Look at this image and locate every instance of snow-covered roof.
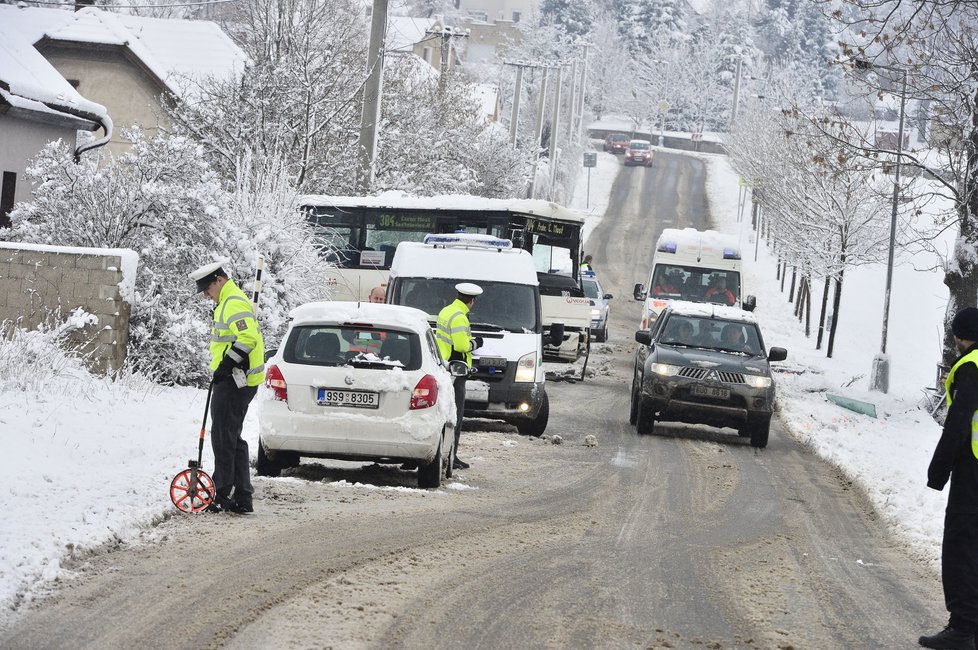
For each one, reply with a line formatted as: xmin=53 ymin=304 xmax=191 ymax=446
xmin=386 ymin=16 xmax=437 ymax=52
xmin=390 ymin=241 xmax=539 ymax=286
xmin=300 ymin=192 xmax=586 ymax=225
xmin=0 ymin=6 xmax=107 ymax=129
xmin=657 ymin=227 xmax=740 ymax=254
xmin=288 ymin=301 xmax=431 ymax=331
xmin=665 ymin=300 xmax=758 ymax=323
xmin=468 ymin=82 xmax=499 ymax=119
xmin=40 ymin=7 xmax=249 ymax=102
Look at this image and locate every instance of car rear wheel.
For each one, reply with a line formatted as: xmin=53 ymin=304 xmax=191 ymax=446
xmin=255 ymin=439 xmax=282 ymax=478
xmin=445 ymin=426 xmax=454 ymax=479
xmin=749 ymin=420 xmax=770 ymax=448
xmin=517 ymin=391 xmax=549 ymax=436
xmin=418 ymin=434 xmax=443 ymax=489
xmin=636 ymin=395 xmax=655 ymax=435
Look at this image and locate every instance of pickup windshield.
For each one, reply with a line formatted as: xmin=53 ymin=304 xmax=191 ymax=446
xmin=394 ymin=278 xmax=540 ymax=333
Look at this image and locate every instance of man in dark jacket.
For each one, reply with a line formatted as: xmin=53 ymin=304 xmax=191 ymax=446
xmin=921 ymin=307 xmax=978 ymax=650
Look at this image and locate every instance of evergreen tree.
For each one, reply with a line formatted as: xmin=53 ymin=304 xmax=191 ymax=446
xmin=539 ymin=0 xmax=595 ymax=37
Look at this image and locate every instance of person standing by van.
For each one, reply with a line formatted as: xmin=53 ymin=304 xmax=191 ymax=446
xmin=435 ymin=283 xmax=484 ymax=470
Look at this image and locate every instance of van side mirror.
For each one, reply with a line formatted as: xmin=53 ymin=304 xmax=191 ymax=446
xmin=635 ymin=330 xmax=653 ymax=346
xmin=633 ymin=283 xmax=646 ymax=301
xmin=744 ymin=295 xmax=757 ymax=312
xmin=264 ymin=348 xmax=278 ymax=363
xmin=768 ymin=347 xmax=787 ymax=362
xmin=549 ymin=322 xmax=565 ymax=347
xmin=603 ymin=293 xmax=614 ymax=300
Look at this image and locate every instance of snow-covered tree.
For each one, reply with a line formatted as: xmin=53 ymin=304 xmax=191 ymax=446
xmin=6 ymin=130 xmax=334 ymax=384
xmin=540 ymin=0 xmax=595 ymax=37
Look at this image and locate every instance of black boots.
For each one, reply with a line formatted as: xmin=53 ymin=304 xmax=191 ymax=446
xmin=919 ymin=626 xmax=976 ymax=650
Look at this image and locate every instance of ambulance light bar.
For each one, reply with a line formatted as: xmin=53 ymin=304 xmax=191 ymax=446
xmin=423 ymin=233 xmax=513 ymax=249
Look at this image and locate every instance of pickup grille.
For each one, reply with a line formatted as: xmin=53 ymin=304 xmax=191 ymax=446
xmin=677 ymin=367 xmax=745 ymax=384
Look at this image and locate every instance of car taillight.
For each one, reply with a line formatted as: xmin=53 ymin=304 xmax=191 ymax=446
xmin=410 ymin=374 xmax=438 ymax=410
xmin=265 ymin=365 xmax=288 ymax=401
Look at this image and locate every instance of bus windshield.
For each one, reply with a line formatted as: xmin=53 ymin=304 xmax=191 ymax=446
xmin=393 ymin=278 xmax=540 ymax=333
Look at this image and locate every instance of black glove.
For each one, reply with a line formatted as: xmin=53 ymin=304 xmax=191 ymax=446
xmin=472 ymin=336 xmax=484 ymax=350
xmin=212 ymin=358 xmax=235 ymax=383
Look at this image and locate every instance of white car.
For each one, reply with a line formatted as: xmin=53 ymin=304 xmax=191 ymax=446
xmin=257 ymin=302 xmax=458 ymax=488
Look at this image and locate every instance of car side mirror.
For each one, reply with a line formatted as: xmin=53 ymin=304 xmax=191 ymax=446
xmin=549 ymin=322 xmax=565 ymax=347
xmin=744 ymin=295 xmax=757 ymax=312
xmin=633 ymin=283 xmax=646 ymax=301
xmin=768 ymin=347 xmax=787 ymax=362
xmin=448 ymin=360 xmax=469 ymax=377
xmin=264 ymin=348 xmax=278 ymax=363
xmin=635 ymin=330 xmax=653 ymax=346
xmin=603 ymin=293 xmax=614 ymax=300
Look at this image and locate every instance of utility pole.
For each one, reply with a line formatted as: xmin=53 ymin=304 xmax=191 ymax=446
xmin=508 ymin=64 xmax=524 ymax=147
xmin=730 ymin=55 xmax=743 ymax=128
xmin=356 ymin=0 xmax=389 ymax=193
xmin=576 ymin=43 xmax=589 ymax=143
xmin=567 ymin=59 xmax=578 ymax=146
xmin=527 ymin=66 xmax=551 ymax=200
xmin=548 ymin=66 xmax=563 ymax=200
xmin=427 ymin=22 xmax=469 ymax=92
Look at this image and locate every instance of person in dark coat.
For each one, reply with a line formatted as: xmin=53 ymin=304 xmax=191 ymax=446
xmin=921 ymin=307 xmax=978 ymax=650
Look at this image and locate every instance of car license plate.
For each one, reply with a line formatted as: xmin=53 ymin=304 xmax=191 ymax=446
xmin=466 ymin=380 xmax=490 ymax=403
xmin=692 ymin=385 xmax=730 ymax=400
xmin=317 ymin=388 xmax=379 ymax=409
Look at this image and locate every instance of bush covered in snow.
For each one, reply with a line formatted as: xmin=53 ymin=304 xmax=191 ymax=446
xmin=5 ymin=131 xmax=333 ymax=385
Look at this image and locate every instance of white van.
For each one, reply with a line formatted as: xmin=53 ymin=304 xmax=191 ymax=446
xmin=633 ymin=228 xmax=756 ymax=329
xmin=387 ymin=233 xmax=550 ymax=435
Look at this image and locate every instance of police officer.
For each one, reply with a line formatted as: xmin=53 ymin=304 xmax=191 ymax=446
xmin=580 ymin=254 xmax=593 ymax=272
xmin=921 ymin=307 xmax=978 ymax=650
xmin=189 ymin=259 xmax=265 ymax=514
xmin=436 ymin=283 xmax=484 ymax=470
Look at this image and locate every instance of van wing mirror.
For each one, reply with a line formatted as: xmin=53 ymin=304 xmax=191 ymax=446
xmin=603 ymin=293 xmax=613 ymax=300
xmin=633 ymin=283 xmax=646 ymax=301
xmin=768 ymin=347 xmax=787 ymax=362
xmin=549 ymin=323 xmax=565 ymax=347
xmin=635 ymin=330 xmax=653 ymax=346
xmin=744 ymin=295 xmax=757 ymax=312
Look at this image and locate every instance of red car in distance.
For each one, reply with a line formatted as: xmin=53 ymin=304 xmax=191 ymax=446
xmin=603 ymin=133 xmax=629 ymax=154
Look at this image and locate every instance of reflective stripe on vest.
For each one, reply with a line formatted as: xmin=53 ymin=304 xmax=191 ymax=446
xmin=945 ymin=348 xmax=978 ymax=460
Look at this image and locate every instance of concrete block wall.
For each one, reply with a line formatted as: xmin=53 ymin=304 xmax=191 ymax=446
xmin=0 ymin=243 xmax=137 ymax=375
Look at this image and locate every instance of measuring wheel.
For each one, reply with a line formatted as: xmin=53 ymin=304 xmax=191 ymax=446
xmin=169 ymin=468 xmax=216 ymax=513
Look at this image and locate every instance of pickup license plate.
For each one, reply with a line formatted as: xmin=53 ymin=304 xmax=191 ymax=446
xmin=317 ymin=388 xmax=379 ymax=409
xmin=691 ymin=385 xmax=730 ymax=400
xmin=466 ymin=380 xmax=490 ymax=403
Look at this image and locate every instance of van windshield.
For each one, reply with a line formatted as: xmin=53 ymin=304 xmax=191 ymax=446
xmin=394 ymin=278 xmax=540 ymax=333
xmin=650 ymin=264 xmax=741 ymax=306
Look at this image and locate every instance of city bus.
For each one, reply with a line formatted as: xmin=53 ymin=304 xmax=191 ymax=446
xmin=299 ymin=193 xmax=592 ymax=365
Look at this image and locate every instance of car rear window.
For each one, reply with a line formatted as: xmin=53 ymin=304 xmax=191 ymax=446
xmin=629 ymin=142 xmax=650 ymax=150
xmin=284 ymin=325 xmax=421 ymax=370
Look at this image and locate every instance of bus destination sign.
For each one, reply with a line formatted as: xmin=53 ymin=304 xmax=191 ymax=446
xmin=524 ymin=218 xmax=572 ymax=239
xmin=377 ymin=213 xmax=436 ymax=231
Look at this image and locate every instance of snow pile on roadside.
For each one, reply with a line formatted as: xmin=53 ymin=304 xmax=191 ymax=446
xmin=0 ymin=328 xmax=207 ymax=617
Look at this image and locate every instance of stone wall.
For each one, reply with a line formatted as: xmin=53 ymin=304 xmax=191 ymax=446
xmin=0 ymin=242 xmax=138 ymax=375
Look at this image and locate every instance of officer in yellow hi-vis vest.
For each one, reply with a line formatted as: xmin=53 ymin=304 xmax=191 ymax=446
xmin=436 ymin=283 xmax=484 ymax=470
xmin=189 ymin=259 xmax=265 ymax=515
xmin=922 ymin=307 xmax=978 ymax=650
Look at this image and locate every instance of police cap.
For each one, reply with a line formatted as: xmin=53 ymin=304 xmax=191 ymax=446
xmin=455 ymin=282 xmax=483 ymax=297
xmin=189 ymin=258 xmax=229 ymax=293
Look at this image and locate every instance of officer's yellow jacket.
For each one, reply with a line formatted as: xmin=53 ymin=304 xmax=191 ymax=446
xmin=210 ymin=279 xmax=265 ymax=387
xmin=436 ymin=299 xmax=475 ymax=366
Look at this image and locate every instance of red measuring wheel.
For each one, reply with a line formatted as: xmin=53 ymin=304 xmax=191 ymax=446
xmin=169 ymin=468 xmax=216 ymax=513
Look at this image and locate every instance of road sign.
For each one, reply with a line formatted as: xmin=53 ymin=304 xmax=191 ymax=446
xmin=583 ymin=152 xmax=597 ymax=168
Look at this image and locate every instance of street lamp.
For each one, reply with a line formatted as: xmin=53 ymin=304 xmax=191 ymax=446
xmin=856 ymin=59 xmax=908 ymax=394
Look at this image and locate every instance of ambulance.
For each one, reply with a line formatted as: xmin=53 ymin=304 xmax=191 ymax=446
xmin=632 ymin=228 xmax=756 ymax=330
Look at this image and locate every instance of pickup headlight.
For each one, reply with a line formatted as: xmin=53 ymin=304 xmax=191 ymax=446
xmin=515 ymin=352 xmax=537 ymax=383
xmin=744 ymin=374 xmax=772 ymax=388
xmin=650 ymin=363 xmax=681 ymax=377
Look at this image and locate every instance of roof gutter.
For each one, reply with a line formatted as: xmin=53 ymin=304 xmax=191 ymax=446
xmin=73 ymin=111 xmax=112 ymax=162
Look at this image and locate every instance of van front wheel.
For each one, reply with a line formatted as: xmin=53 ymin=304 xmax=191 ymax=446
xmin=517 ymin=392 xmax=549 ymax=437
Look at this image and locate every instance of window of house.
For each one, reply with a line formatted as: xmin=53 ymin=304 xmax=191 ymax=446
xmin=422 ymin=47 xmax=432 ymax=63
xmin=1 ymin=171 xmax=15 ymax=228
xmin=512 ymin=10 xmax=521 ymax=22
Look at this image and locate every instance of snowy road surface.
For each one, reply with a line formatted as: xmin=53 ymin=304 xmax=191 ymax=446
xmin=0 ymin=151 xmax=943 ymax=649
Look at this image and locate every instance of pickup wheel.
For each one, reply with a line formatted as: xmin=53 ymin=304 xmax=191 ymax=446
xmin=636 ymin=395 xmax=656 ymax=435
xmin=629 ymin=377 xmax=640 ymax=425
xmin=749 ymin=420 xmax=771 ymax=448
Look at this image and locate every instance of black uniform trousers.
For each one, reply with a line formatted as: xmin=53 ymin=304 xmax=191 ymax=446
xmin=944 ymin=512 xmax=978 ymax=631
xmin=210 ymin=380 xmax=257 ymax=505
xmin=453 ymin=375 xmax=466 ymax=458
